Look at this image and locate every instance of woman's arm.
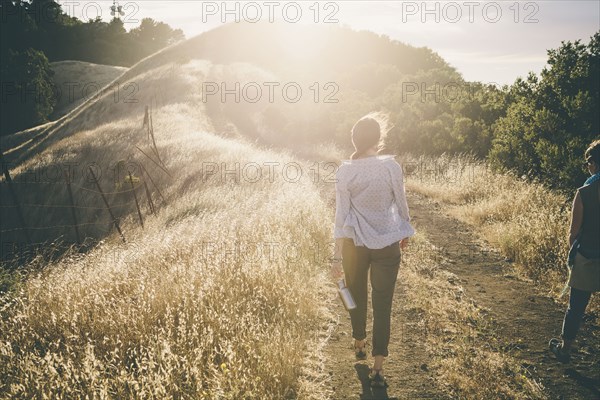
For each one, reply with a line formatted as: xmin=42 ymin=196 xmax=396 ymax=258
xmin=331 ymin=168 xmax=349 ymax=280
xmin=329 ymin=237 xmax=345 ymax=280
xmin=333 ymin=168 xmax=351 ymax=240
xmin=569 ymin=191 xmax=583 ymax=246
xmin=390 ymin=161 xmax=413 ymax=249
xmin=333 ymin=238 xmax=344 ymax=259
xmin=390 ymin=161 xmax=411 ymax=223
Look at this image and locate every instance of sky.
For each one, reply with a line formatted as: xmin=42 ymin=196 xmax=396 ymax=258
xmin=57 ymin=1 xmax=600 ymax=85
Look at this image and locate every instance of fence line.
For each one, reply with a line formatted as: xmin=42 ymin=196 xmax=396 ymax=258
xmin=135 ymin=146 xmax=172 ymax=178
xmin=1 ymin=104 xmax=168 ymax=260
xmin=73 ymin=183 xmax=138 ymax=196
xmin=0 ymin=200 xmax=140 ymax=210
xmin=128 ymin=172 xmax=144 ymax=229
xmin=143 ymin=178 xmax=156 ymax=215
xmin=88 ymin=166 xmax=126 ymax=243
xmin=1 ymin=149 xmax=31 ymax=244
xmin=1 ymin=222 xmax=109 ymax=234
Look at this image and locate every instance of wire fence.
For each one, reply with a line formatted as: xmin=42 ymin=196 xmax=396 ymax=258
xmin=0 ymin=175 xmax=156 ymax=241
xmin=0 ymin=199 xmax=139 ymax=210
xmin=1 ymin=104 xmax=169 ymax=263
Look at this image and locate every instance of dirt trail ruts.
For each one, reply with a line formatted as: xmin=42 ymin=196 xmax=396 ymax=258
xmin=408 ymin=192 xmax=600 ymax=400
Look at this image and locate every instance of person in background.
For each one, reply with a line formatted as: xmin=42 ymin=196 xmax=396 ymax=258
xmin=549 ymin=139 xmax=600 ymax=363
xmin=330 ymin=114 xmax=415 ymax=388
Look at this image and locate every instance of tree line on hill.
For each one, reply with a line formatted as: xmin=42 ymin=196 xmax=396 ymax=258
xmin=0 ymin=0 xmax=184 ymax=135
xmin=1 ymin=5 xmax=597 ymax=192
xmin=194 ymin=23 xmax=598 ymax=191
xmin=382 ymin=31 xmax=599 ymax=190
xmin=392 ymin=31 xmax=599 ymax=191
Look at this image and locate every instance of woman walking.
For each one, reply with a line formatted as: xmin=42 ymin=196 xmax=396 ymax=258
xmin=549 ymin=139 xmax=600 ymax=362
xmin=330 ymin=114 xmax=415 ymax=388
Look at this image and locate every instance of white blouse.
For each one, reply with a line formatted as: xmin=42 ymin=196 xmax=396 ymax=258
xmin=334 ymin=154 xmax=415 ymax=249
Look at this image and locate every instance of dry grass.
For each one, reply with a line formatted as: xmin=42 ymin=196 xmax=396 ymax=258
xmin=0 ymin=31 xmax=583 ymax=399
xmin=0 ymin=129 xmax=335 ymax=398
xmin=404 ymin=154 xmax=598 ymax=312
xmin=0 ymin=57 xmax=336 ymax=398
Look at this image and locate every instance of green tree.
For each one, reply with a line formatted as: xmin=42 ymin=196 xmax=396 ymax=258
xmin=0 ymin=48 xmax=55 ymax=134
xmin=490 ymin=32 xmax=600 ymax=190
xmin=0 ymin=0 xmax=185 ymax=134
xmin=129 ymin=18 xmax=185 ymax=60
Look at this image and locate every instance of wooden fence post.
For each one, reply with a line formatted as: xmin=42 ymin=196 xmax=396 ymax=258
xmin=143 ymin=105 xmax=149 ymax=131
xmin=139 ymin=162 xmax=167 ymax=206
xmin=88 ymin=166 xmax=126 ymax=243
xmin=148 ymin=105 xmax=166 ymax=168
xmin=142 ymin=178 xmax=155 ymax=214
xmin=63 ymin=168 xmax=81 ymax=244
xmin=128 ymin=172 xmax=144 ymax=229
xmin=0 ymin=149 xmax=31 ymax=244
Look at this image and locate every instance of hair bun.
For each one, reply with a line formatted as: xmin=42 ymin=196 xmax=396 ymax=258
xmin=351 ymin=117 xmax=381 ymax=157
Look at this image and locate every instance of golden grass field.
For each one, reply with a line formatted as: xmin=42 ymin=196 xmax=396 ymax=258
xmin=0 ymin=54 xmax=337 ymax=398
xmin=0 ymin=115 xmax=337 ymax=398
xmin=1 ymin=33 xmax=596 ymax=399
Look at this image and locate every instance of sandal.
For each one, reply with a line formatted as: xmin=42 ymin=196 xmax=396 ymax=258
xmin=354 ymin=340 xmax=367 ymax=360
xmin=369 ymin=368 xmax=388 ymax=388
xmin=549 ymin=338 xmax=571 ymax=363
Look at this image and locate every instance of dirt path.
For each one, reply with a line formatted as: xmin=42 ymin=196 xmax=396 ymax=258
xmin=407 ymin=192 xmax=600 ymax=400
xmin=322 ymin=191 xmax=599 ymax=399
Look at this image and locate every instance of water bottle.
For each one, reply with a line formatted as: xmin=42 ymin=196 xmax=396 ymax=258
xmin=337 ymin=278 xmax=356 ymax=311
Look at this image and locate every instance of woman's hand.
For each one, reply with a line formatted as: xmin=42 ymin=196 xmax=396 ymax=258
xmin=400 ymin=238 xmax=409 ymax=250
xmin=330 ymin=260 xmax=344 ymax=281
xmin=330 ymin=238 xmax=345 ymax=281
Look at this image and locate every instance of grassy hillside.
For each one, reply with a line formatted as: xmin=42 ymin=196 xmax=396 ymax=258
xmin=0 ymin=51 xmax=343 ymax=396
xmin=1 ymin=22 xmax=595 ymax=399
xmin=1 ymin=20 xmax=453 ymax=252
xmin=0 ymin=20 xmax=353 ymax=396
xmin=50 ymin=61 xmax=127 ymax=119
xmin=1 ymin=134 xmax=337 ymax=398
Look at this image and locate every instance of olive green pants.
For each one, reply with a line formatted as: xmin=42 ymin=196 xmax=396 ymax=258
xmin=342 ymin=237 xmax=401 ymax=357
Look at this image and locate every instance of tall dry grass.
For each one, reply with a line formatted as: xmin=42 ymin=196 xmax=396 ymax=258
xmin=0 ymin=35 xmax=580 ymax=398
xmin=0 ymin=80 xmax=336 ymax=398
xmin=1 ymin=154 xmax=334 ymax=399
xmin=404 ymin=154 xmax=597 ymax=312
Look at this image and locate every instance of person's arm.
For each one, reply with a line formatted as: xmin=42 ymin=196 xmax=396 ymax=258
xmin=569 ymin=191 xmax=583 ymax=246
xmin=390 ymin=161 xmax=412 ymax=249
xmin=333 ymin=238 xmax=344 ymax=259
xmin=333 ymin=168 xmax=351 ymax=241
xmin=390 ymin=161 xmax=411 ymax=223
xmin=331 ymin=168 xmax=350 ymax=279
xmin=330 ymin=238 xmax=345 ymax=281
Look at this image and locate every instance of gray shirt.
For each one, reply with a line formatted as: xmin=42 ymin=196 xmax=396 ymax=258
xmin=334 ymin=155 xmax=415 ymax=249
